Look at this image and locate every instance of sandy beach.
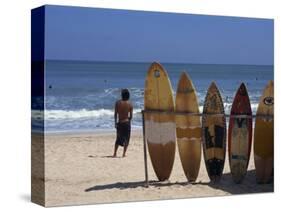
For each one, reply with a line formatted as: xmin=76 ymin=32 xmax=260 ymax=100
xmin=33 ymin=130 xmax=273 ymax=207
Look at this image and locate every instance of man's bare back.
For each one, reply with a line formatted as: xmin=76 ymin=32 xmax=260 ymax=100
xmin=115 ymin=100 xmax=133 ymax=124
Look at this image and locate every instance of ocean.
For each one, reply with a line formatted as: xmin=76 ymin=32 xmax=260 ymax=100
xmin=31 ymin=60 xmax=273 ymax=133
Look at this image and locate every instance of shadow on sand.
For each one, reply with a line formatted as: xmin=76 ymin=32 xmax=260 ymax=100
xmin=207 ymin=170 xmax=273 ymax=194
xmin=85 ymin=180 xmax=209 ymax=192
xmin=85 ymin=170 xmax=273 ymax=194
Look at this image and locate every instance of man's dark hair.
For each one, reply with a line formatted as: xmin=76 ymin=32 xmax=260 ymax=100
xmin=121 ymin=89 xmax=130 ymax=101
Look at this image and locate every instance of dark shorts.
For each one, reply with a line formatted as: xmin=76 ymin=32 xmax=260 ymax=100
xmin=115 ymin=122 xmax=131 ymax=147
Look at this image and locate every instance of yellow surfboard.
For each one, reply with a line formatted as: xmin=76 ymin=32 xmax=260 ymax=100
xmin=144 ymin=62 xmax=176 ymax=181
xmin=254 ymin=80 xmax=274 ymax=184
xmin=175 ymin=72 xmax=201 ymax=182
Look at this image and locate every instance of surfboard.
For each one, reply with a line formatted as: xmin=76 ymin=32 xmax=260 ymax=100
xmin=254 ymin=80 xmax=274 ymax=184
xmin=202 ymin=82 xmax=226 ymax=182
xmin=175 ymin=72 xmax=201 ymax=182
xmin=144 ymin=62 xmax=176 ymax=181
xmin=228 ymin=83 xmax=252 ymax=183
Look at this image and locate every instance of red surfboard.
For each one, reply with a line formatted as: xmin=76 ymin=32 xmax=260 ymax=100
xmin=228 ymin=83 xmax=252 ymax=183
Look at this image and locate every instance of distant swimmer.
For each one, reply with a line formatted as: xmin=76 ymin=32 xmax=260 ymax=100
xmin=49 ymin=85 xmax=52 ymax=89
xmin=255 ymin=77 xmax=258 ymax=81
xmin=104 ymin=79 xmax=107 ymax=83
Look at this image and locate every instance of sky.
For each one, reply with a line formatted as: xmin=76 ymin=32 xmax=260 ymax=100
xmin=44 ymin=5 xmax=273 ymax=65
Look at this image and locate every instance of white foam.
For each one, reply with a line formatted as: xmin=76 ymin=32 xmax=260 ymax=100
xmin=45 ymin=109 xmax=113 ymax=120
xmin=199 ymin=103 xmax=259 ymax=114
xmin=35 ymin=108 xmax=142 ymax=120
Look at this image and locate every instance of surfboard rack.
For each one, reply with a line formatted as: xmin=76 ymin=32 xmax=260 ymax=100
xmin=141 ymin=109 xmax=274 ymax=118
xmin=140 ymin=109 xmax=273 ymax=187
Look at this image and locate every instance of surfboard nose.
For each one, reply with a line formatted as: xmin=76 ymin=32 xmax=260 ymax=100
xmin=179 ymin=71 xmax=188 ymax=81
xmin=237 ymin=82 xmax=248 ymax=96
xmin=207 ymin=81 xmax=219 ymax=93
xmin=239 ymin=82 xmax=246 ymax=89
xmin=177 ymin=71 xmax=194 ymax=92
xmin=147 ymin=62 xmax=168 ymax=78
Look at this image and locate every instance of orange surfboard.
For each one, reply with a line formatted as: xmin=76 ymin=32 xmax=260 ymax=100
xmin=175 ymin=72 xmax=201 ymax=182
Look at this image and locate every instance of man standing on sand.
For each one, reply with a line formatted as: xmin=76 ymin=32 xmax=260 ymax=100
xmin=113 ymin=89 xmax=133 ymax=157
